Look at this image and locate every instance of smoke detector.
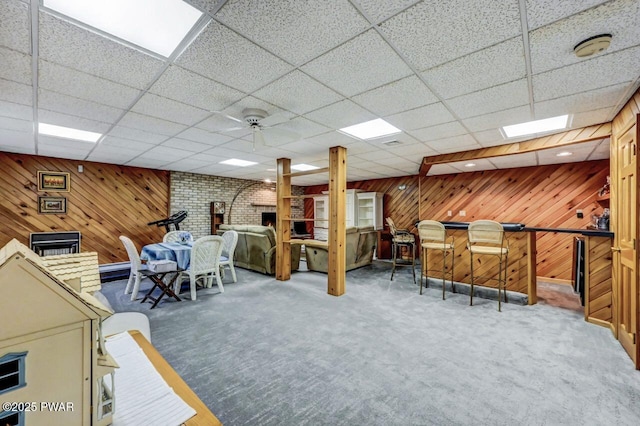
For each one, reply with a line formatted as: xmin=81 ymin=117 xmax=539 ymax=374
xmin=574 ymin=34 xmax=612 ymax=58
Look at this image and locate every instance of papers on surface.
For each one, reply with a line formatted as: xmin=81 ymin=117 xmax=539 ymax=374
xmin=105 ymin=332 xmax=196 ymax=426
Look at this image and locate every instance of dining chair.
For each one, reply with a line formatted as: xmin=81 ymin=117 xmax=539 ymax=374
xmin=386 ymin=217 xmax=416 ymax=284
xmin=174 ymin=236 xmax=224 ymax=301
xmin=119 ymin=235 xmax=149 ymax=301
xmin=219 ymin=230 xmax=238 ymax=283
xmin=163 ymin=230 xmax=193 ymax=243
xmin=418 ymin=220 xmax=455 ymax=299
xmin=467 ymin=220 xmax=510 ymax=311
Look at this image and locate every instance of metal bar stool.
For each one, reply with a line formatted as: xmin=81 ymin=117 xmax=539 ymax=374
xmin=418 ymin=220 xmax=455 ymax=299
xmin=467 ymin=220 xmax=510 ymax=311
xmin=386 ymin=217 xmax=416 ymax=284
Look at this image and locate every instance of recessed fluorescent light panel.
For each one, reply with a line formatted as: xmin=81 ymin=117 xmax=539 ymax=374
xmin=339 ymin=118 xmax=401 ymax=140
xmin=43 ymin=0 xmax=203 ymax=57
xmin=220 ymin=159 xmax=257 ymax=167
xmin=291 ymin=164 xmax=319 ymax=171
xmin=501 ymin=115 xmax=569 ymax=138
xmin=38 ymin=123 xmax=102 ymax=143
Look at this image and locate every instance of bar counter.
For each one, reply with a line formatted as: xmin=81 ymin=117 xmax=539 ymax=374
xmin=421 ymin=222 xmax=613 ymax=311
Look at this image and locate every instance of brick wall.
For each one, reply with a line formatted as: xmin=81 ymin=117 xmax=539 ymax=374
xmin=170 ymin=172 xmax=304 ymax=238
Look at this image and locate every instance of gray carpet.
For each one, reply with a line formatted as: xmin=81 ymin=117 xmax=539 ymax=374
xmin=101 ymin=261 xmax=640 ymax=426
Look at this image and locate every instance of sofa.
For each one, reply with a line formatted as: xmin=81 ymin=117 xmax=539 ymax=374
xmin=305 ymin=226 xmax=378 ymax=273
xmin=217 ymin=224 xmax=301 ymax=275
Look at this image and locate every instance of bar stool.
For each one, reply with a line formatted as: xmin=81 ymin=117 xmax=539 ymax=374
xmin=417 ymin=220 xmax=455 ymax=299
xmin=386 ymin=217 xmax=416 ymax=284
xmin=467 ymin=220 xmax=509 ymax=311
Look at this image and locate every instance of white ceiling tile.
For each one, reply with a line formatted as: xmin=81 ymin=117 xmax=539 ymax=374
xmin=149 ymin=65 xmax=244 ymax=112
xmin=380 ymin=0 xmax=521 ymax=70
xmin=125 ymin=157 xmax=170 ymax=169
xmin=131 ymin=93 xmax=210 ymax=126
xmin=0 ymin=47 xmax=31 ymax=85
xmin=176 ymin=20 xmax=292 ymax=92
xmin=98 ymin=136 xmax=155 ymax=153
xmin=301 ymin=29 xmax=413 ymax=97
xmin=526 ymin=0 xmax=614 ymax=31
xmin=38 ymin=89 xmax=123 ymax=123
xmin=396 ymin=142 xmax=438 ymax=157
xmin=196 ymin=113 xmax=247 ymax=133
xmin=39 ymin=12 xmax=164 ymax=89
xmin=162 ymin=157 xmax=216 ymax=172
xmin=107 ymin=126 xmax=168 ymax=144
xmin=37 ymin=145 xmax=91 ymax=160
xmin=270 ymin=117 xmax=330 ymax=139
xmin=0 ymin=0 xmax=30 ymax=54
xmin=0 ymin=116 xmax=32 ymax=132
xmin=385 ymin=103 xmax=455 ymax=131
xmin=474 ymin=129 xmax=508 ymax=147
xmin=117 ymin=111 xmax=187 ymax=136
xmin=216 ymin=0 xmax=369 ymax=65
xmin=537 ymin=142 xmax=601 ymax=164
xmin=449 ymin=158 xmax=497 ymax=173
xmin=587 ymin=139 xmax=610 ymax=160
xmin=409 ymin=121 xmax=468 ymax=142
xmin=423 ymin=37 xmax=526 ymax=99
xmin=354 ymin=0 xmax=421 ymax=23
xmin=533 ymin=45 xmax=640 ymax=101
xmin=447 ymin=79 xmax=529 ymax=119
xmin=426 ymin=134 xmax=481 ymax=154
xmin=0 ymin=79 xmax=32 ymax=106
xmin=426 ymin=163 xmax=463 ymax=176
xmin=178 ymin=127 xmax=233 ymax=145
xmin=352 ymin=75 xmax=438 ymax=117
xmin=39 ymin=60 xmax=141 ymax=109
xmin=381 ymin=155 xmax=421 ymax=169
xmin=279 ymin=131 xmax=357 ymax=154
xmin=253 ymin=70 xmax=343 ymax=115
xmin=161 ymin=138 xmax=213 ymax=153
xmin=353 ymin=150 xmax=398 ymax=162
xmin=37 ymin=109 xmax=112 ymax=133
xmin=38 ymin=134 xmax=96 ymax=150
xmin=462 ymin=105 xmax=533 ymax=132
xmin=305 ymin=100 xmax=376 ymax=129
xmin=0 ymin=128 xmax=33 ymax=150
xmin=0 ymin=100 xmax=32 ymax=121
xmin=487 ymin=152 xmax=537 ymax=168
xmin=86 ymin=151 xmax=140 ymax=165
xmin=529 ymin=0 xmax=640 ymax=75
xmin=138 ymin=146 xmax=194 ymax=162
xmin=534 ymin=83 xmax=629 ymax=118
xmin=570 ymin=107 xmax=616 ymax=129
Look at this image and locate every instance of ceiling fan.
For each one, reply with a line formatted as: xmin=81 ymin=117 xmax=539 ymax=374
xmin=216 ymin=108 xmax=300 ymax=151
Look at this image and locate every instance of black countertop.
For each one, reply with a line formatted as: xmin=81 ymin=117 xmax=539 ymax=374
xmin=436 ymin=221 xmax=614 ymax=237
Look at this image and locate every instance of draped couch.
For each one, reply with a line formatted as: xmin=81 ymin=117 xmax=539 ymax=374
xmin=217 ymin=224 xmax=301 ymax=275
xmin=304 ymin=226 xmax=378 ymax=273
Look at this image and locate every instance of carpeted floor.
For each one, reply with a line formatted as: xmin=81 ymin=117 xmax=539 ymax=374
xmin=101 ymin=261 xmax=640 ymax=426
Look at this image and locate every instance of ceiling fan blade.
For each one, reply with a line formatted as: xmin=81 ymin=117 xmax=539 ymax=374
xmin=211 ymin=110 xmax=243 ymax=123
xmin=253 ymin=127 xmax=266 ymax=151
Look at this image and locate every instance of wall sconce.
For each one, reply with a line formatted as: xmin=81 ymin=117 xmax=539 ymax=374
xmin=398 ymin=184 xmax=407 ymax=190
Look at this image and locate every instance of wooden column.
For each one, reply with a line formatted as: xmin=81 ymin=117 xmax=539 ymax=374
xmin=276 ymin=158 xmax=291 ymax=281
xmin=328 ymin=146 xmax=347 ymax=296
xmin=527 ymin=231 xmax=537 ymax=305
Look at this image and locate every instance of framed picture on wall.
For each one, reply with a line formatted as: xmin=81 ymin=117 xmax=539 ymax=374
xmin=38 ymin=171 xmax=70 ymax=192
xmin=213 ymin=201 xmax=225 ymax=214
xmin=38 ymin=196 xmax=67 ymax=214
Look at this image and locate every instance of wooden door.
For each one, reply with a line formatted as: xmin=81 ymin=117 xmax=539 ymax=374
xmin=613 ymin=115 xmax=639 ymax=367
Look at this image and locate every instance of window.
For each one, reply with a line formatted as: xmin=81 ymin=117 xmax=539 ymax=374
xmin=0 ymin=409 xmax=23 ymax=426
xmin=0 ymin=352 xmax=27 ymax=395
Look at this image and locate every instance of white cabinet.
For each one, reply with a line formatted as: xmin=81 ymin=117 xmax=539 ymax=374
xmin=357 ymin=192 xmax=383 ymax=230
xmin=313 ymin=190 xmax=383 ymax=239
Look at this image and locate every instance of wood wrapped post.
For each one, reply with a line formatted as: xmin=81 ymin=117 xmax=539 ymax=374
xmin=328 ymin=146 xmax=347 ymax=296
xmin=276 ymin=158 xmax=291 ymax=281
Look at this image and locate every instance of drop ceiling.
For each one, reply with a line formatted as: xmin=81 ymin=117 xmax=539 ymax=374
xmin=0 ymin=0 xmax=638 ymax=185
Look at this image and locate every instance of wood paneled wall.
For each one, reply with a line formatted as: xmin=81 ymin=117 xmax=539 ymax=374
xmin=304 ymin=160 xmax=609 ymax=281
xmin=0 ymin=152 xmax=169 ymax=264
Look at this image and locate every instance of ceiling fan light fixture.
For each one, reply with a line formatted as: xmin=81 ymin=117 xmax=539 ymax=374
xmin=573 ymin=34 xmax=612 ymax=58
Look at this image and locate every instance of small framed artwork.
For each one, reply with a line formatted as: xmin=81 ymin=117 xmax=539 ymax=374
xmin=38 ymin=171 xmax=70 ymax=192
xmin=38 ymin=196 xmax=67 ymax=214
xmin=213 ymin=201 xmax=225 ymax=214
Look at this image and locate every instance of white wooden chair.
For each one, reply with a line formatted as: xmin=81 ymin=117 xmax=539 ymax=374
xmin=119 ymin=235 xmax=148 ymax=301
xmin=174 ymin=236 xmax=224 ymax=301
xmin=219 ymin=230 xmax=238 ymax=283
xmin=163 ymin=231 xmax=193 ymax=243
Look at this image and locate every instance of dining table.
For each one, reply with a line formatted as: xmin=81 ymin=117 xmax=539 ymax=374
xmin=140 ymin=242 xmax=193 ymax=270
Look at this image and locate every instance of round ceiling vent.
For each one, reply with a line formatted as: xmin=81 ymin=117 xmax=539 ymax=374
xmin=574 ymin=34 xmax=612 ymax=58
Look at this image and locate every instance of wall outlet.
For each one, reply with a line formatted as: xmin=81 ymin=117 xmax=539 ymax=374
xmin=577 ymin=209 xmax=583 ymax=219
xmin=447 ymin=210 xmax=452 ymax=217
xmin=459 ymin=210 xmax=466 ymax=217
